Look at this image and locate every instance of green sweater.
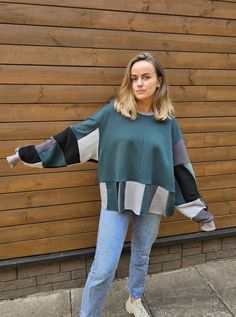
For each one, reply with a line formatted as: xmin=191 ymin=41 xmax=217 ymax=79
xmin=12 ymin=100 xmax=214 ymax=226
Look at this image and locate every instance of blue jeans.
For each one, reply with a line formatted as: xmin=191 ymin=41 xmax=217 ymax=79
xmin=80 ymin=208 xmax=162 ymax=317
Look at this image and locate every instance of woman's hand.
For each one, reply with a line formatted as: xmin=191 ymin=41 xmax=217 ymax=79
xmin=200 ymin=220 xmax=216 ymax=231
xmin=6 ymin=153 xmax=21 ymax=168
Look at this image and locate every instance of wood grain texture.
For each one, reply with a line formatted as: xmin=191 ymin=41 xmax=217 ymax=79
xmin=0 ymin=201 xmax=101 ymax=227
xmin=1 ymin=66 xmax=236 ymax=85
xmin=0 ymin=200 xmax=234 ymax=228
xmin=1 ymin=0 xmax=235 ymax=19
xmin=1 ymin=45 xmax=235 ymax=69
xmin=1 ymin=131 xmax=236 ymax=158
xmin=0 ymin=213 xmax=235 ymax=259
xmin=0 ymin=85 xmax=235 ymax=104
xmin=0 ymin=1 xmax=235 ymax=259
xmin=2 ymin=117 xmax=236 ymax=140
xmin=0 ymin=24 xmax=235 ymax=53
xmin=1 ymin=170 xmax=99 ymax=193
xmin=1 ymin=187 xmax=236 ymax=212
xmin=0 ymin=102 xmax=236 ymax=123
xmin=0 ymin=186 xmax=101 ymax=211
xmin=0 ymin=216 xmax=100 ymax=244
xmin=2 ymin=159 xmax=235 ymax=178
xmin=0 ymin=3 xmax=235 ymax=37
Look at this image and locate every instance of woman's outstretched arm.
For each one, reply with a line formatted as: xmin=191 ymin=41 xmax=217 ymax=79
xmin=172 ymin=117 xmax=216 ymax=232
xmin=6 ymin=105 xmax=105 ymax=169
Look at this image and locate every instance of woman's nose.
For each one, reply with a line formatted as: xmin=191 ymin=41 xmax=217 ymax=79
xmin=137 ymin=77 xmax=143 ymax=86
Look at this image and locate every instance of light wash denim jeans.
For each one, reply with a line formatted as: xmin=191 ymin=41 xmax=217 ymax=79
xmin=80 ymin=208 xmax=162 ymax=317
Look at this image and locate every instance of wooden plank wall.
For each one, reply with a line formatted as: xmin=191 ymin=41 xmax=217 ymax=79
xmin=0 ymin=0 xmax=236 ymax=260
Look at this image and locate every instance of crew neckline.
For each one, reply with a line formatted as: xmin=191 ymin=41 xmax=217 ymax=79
xmin=137 ymin=110 xmax=154 ymax=116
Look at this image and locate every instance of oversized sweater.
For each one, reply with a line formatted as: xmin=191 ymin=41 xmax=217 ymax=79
xmin=7 ymin=100 xmax=215 ymax=231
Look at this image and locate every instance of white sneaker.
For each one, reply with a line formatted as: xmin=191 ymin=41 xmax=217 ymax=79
xmin=125 ymin=297 xmax=150 ymax=316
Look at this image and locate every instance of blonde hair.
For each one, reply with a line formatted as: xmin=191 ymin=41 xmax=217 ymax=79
xmin=115 ymin=52 xmax=175 ymax=121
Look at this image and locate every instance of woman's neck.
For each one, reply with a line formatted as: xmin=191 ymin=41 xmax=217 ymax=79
xmin=136 ymin=100 xmax=153 ymax=113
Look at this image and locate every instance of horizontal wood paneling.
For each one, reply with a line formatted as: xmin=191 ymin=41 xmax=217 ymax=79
xmin=184 ymin=131 xmax=236 ymax=147
xmin=0 ymin=1 xmax=235 ymax=260
xmin=159 ymin=214 xmax=236 ymax=236
xmin=0 ymin=3 xmax=235 ymax=37
xmin=0 ymin=104 xmax=100 ymax=122
xmin=197 ymin=174 xmax=236 ymax=190
xmin=0 ymin=102 xmax=236 ymax=123
xmin=1 ymin=172 xmax=236 ymax=194
xmin=1 ymin=131 xmax=236 ymax=157
xmin=1 ymin=187 xmax=236 ymax=212
xmin=188 ymin=146 xmax=236 ymax=161
xmin=1 ymin=46 xmax=236 ymax=69
xmin=0 ymin=201 xmax=101 ymax=227
xmin=94 ymin=49 xmax=236 ymax=68
xmin=0 ymin=24 xmax=235 ymax=53
xmin=0 ymin=216 xmax=100 ymax=244
xmin=0 ymin=213 xmax=236 ymax=259
xmin=0 ymin=231 xmax=100 ymax=260
xmin=0 ymin=85 xmax=117 ymax=104
xmin=1 ymin=0 xmax=235 ymax=19
xmin=2 ymin=117 xmax=236 ymax=140
xmin=197 ymin=187 xmax=236 ymax=204
xmin=0 ymin=85 xmax=235 ymax=104
xmin=0 ymin=159 xmax=96 ymax=176
xmin=178 ymin=117 xmax=236 ymax=132
xmin=1 ymin=66 xmax=236 ymax=85
xmin=175 ymin=102 xmax=236 ymax=117
xmin=0 ymin=186 xmax=101 ymax=211
xmin=193 ymin=160 xmax=236 ymax=176
xmin=2 ymin=206 xmax=236 ymax=244
xmin=0 ymin=170 xmax=99 ymax=193
xmin=0 ymin=200 xmax=234 ymax=228
xmin=1 ymin=159 xmax=235 ymax=178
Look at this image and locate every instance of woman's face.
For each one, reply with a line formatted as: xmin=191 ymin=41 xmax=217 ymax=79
xmin=131 ymin=60 xmax=161 ymax=103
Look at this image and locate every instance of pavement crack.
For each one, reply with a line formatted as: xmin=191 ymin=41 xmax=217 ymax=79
xmin=195 ymin=266 xmax=235 ymax=317
xmin=143 ymin=293 xmax=154 ymax=317
xmin=69 ymin=289 xmax=73 ymax=317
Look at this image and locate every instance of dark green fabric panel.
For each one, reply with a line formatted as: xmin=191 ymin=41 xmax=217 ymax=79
xmin=140 ymin=185 xmax=152 ymax=215
xmin=106 ymin=181 xmax=119 ymax=211
xmin=164 ymin=191 xmax=176 ymax=217
xmin=98 ymin=101 xmax=176 ymax=193
xmin=118 ymin=182 xmax=126 ymax=211
xmin=39 ymin=143 xmax=67 ymax=168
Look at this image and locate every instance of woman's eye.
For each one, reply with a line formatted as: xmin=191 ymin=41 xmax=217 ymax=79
xmin=131 ymin=76 xmax=150 ymax=81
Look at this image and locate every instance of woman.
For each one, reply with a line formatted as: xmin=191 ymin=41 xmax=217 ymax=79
xmin=7 ymin=52 xmax=215 ymax=317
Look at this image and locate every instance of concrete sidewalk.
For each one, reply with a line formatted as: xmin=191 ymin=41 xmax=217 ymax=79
xmin=0 ymin=257 xmax=235 ymax=317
